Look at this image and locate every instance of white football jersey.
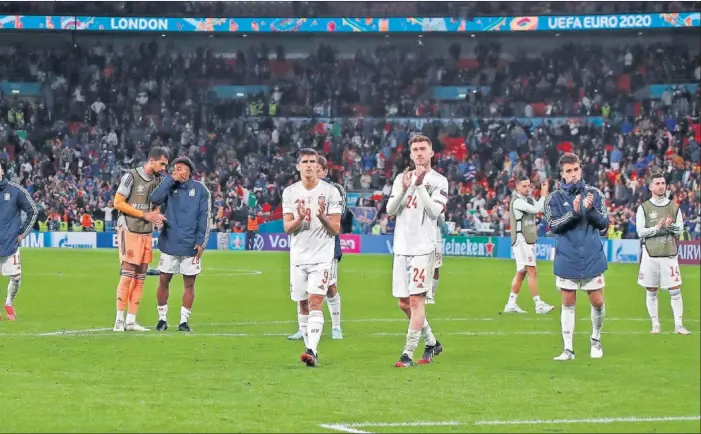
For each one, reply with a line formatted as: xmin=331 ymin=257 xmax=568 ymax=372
xmin=391 ymin=170 xmax=449 ymax=256
xmin=282 ymin=180 xmax=343 ymax=266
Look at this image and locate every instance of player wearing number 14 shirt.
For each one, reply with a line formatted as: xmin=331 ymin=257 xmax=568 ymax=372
xmin=282 ymin=148 xmax=343 ymax=367
xmin=636 ymin=172 xmax=690 ymax=335
xmin=386 ymin=135 xmax=449 ymax=367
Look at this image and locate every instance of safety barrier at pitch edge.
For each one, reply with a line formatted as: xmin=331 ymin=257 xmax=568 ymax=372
xmin=19 ymin=231 xmax=701 ymax=265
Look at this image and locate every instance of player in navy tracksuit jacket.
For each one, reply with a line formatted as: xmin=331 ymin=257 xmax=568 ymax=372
xmin=0 ymin=164 xmax=38 ymax=320
xmin=150 ymin=156 xmax=211 ymax=332
xmin=545 ymin=153 xmax=608 ymax=361
xmin=287 ymin=156 xmax=346 ymax=341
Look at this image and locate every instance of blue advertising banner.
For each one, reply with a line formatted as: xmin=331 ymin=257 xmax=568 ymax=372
xmin=0 ymin=12 xmax=697 ymax=33
xmin=94 ymin=232 xmax=218 ymax=250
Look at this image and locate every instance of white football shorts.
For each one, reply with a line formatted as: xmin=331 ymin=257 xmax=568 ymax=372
xmin=158 ymin=253 xmax=202 ymax=276
xmin=556 ymin=274 xmax=605 ymax=292
xmin=637 ymin=249 xmax=682 ymax=289
xmin=512 ymin=241 xmax=536 ymax=271
xmin=0 ymin=250 xmax=21 ymax=277
xmin=392 ymin=253 xmax=435 ymax=299
xmin=290 ymin=262 xmax=332 ymax=302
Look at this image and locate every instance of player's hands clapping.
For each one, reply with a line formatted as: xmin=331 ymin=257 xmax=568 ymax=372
xmin=317 ymin=201 xmax=326 ymax=218
xmin=414 ymin=165 xmax=428 ymax=186
xmin=583 ymin=193 xmax=594 ymax=210
xmin=540 ymin=181 xmax=549 ymax=198
xmin=296 ymin=201 xmax=306 ymax=221
xmin=573 ymin=194 xmax=581 ymax=213
xmin=401 ymin=168 xmax=412 ymax=190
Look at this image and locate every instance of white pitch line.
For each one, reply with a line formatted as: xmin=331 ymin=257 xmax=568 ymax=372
xmin=321 ymin=416 xmax=700 ymax=433
xmin=319 ymin=424 xmax=370 ymax=433
xmin=473 ymin=415 xmax=701 ymax=426
xmin=343 ymin=421 xmax=461 ymax=428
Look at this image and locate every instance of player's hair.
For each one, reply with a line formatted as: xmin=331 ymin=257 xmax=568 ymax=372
xmin=558 ymin=152 xmax=580 ymax=171
xmin=297 ymin=148 xmax=318 ymax=162
xmin=517 ymin=175 xmax=530 ymax=183
xmin=648 ymin=171 xmax=666 ymax=183
xmin=172 ymin=156 xmax=195 ymax=175
xmin=408 ymin=134 xmax=432 ymax=148
xmin=317 ymin=155 xmax=328 ymax=170
xmin=148 ymin=147 xmax=170 ymax=161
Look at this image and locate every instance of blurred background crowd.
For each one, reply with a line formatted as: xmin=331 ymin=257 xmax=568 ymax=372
xmin=1 ymin=1 xmax=699 ymax=239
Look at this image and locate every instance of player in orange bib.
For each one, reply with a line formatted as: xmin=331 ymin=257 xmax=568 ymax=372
xmin=112 ymin=147 xmax=169 ymax=332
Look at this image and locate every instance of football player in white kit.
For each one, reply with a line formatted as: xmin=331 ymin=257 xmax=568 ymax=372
xmin=426 ymin=213 xmax=445 ymax=305
xmin=636 ymin=172 xmax=691 ymax=335
xmin=503 ymin=176 xmax=555 ymax=314
xmin=282 ymin=148 xmax=343 ymax=367
xmin=386 ymin=135 xmax=448 ymax=367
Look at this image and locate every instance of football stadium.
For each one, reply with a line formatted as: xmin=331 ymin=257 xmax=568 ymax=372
xmin=0 ymin=1 xmax=699 ymax=432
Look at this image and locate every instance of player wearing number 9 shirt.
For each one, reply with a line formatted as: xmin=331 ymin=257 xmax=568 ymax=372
xmin=282 ymin=148 xmax=343 ymax=367
xmin=386 ymin=135 xmax=448 ymax=367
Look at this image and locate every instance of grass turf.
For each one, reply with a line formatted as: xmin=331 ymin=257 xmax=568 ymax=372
xmin=0 ymin=249 xmax=698 ymax=433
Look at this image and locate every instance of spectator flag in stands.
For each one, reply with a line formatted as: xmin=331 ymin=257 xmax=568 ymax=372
xmin=464 ymin=163 xmax=476 ymax=181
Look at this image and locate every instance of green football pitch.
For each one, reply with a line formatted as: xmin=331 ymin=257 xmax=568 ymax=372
xmin=0 ymin=249 xmax=699 ymax=433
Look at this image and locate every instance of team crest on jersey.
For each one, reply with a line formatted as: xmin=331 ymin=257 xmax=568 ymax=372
xmin=318 ymin=195 xmax=326 ymax=205
xmin=136 ymin=185 xmax=145 ymax=195
xmin=189 ymin=188 xmax=196 ymax=197
xmin=3 ymin=193 xmax=9 ymax=201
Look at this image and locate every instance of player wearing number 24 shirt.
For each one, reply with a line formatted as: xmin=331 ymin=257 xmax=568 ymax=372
xmin=386 ymin=135 xmax=448 ymax=368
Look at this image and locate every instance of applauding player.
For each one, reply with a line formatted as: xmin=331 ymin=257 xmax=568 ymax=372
xmin=282 ymin=149 xmax=343 ymax=367
xmin=386 ymin=135 xmax=448 ymax=367
xmin=545 ymin=153 xmax=608 ymax=361
xmin=636 ymin=172 xmax=691 ymax=335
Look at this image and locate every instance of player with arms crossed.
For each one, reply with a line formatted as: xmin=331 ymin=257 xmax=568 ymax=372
xmin=151 ymin=156 xmax=212 ymax=332
xmin=636 ymin=172 xmax=691 ymax=335
xmin=283 ymin=149 xmax=343 ymax=367
xmin=545 ymin=153 xmax=608 ymax=361
xmin=0 ymin=163 xmax=38 ymax=320
xmin=504 ymin=176 xmax=555 ymax=314
xmin=113 ymin=147 xmax=169 ymax=332
xmin=288 ymin=155 xmax=345 ymax=340
xmin=386 ymin=135 xmax=448 ymax=367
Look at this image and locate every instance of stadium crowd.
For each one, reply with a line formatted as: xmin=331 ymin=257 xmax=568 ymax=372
xmin=0 ymin=8 xmax=699 ymax=239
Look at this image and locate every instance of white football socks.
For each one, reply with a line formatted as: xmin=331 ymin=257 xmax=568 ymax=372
xmin=508 ymin=292 xmax=518 ymax=305
xmin=561 ymin=305 xmax=575 ymax=352
xmin=6 ymin=277 xmax=20 ymax=306
xmin=591 ymin=304 xmax=605 ymax=340
xmin=180 ymin=306 xmax=191 ymax=324
xmin=126 ymin=313 xmax=136 ymax=324
xmin=669 ymin=289 xmax=684 ymax=328
xmin=307 ymin=310 xmax=324 ymax=355
xmin=646 ymin=290 xmax=659 ymax=325
xmin=421 ymin=318 xmax=437 ymax=347
xmin=157 ymin=305 xmax=168 ymax=321
xmin=298 ymin=313 xmax=309 ymax=348
xmin=326 ymin=293 xmax=341 ymax=329
xmin=403 ymin=329 xmax=422 ymax=360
